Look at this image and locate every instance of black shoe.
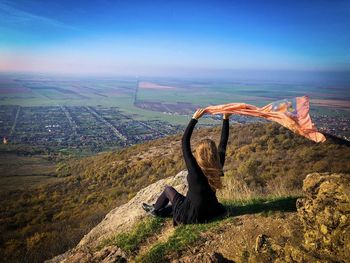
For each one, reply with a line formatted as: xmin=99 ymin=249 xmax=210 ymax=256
xmin=142 ymin=203 xmax=156 ymax=214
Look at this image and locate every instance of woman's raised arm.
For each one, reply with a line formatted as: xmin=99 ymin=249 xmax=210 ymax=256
xmin=218 ymin=113 xmax=230 ymax=168
xmin=181 ymin=109 xmax=206 ymax=186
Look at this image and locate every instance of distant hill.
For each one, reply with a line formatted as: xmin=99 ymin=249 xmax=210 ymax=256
xmin=1 ymin=122 xmax=350 ymax=263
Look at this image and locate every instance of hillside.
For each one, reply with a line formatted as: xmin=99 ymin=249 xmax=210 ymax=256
xmin=47 ymin=171 xmax=350 ymax=263
xmin=1 ymin=122 xmax=350 ymax=262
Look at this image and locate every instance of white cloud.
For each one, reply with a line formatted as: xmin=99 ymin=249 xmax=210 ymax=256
xmin=0 ymin=0 xmax=77 ymax=31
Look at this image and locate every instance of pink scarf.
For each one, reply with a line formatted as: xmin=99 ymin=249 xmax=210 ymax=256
xmin=204 ymin=96 xmax=326 ymax=143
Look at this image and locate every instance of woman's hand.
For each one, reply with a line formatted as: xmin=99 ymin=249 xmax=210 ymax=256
xmin=192 ymin=108 xmax=206 ymax=120
xmin=223 ymin=113 xmax=231 ymax=120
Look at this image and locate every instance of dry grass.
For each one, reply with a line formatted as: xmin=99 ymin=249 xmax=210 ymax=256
xmin=218 ymin=170 xmax=302 ymax=201
xmin=218 ymin=173 xmax=255 ymax=201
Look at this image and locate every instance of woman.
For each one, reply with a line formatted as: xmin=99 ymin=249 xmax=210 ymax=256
xmin=142 ymin=109 xmax=230 ymax=225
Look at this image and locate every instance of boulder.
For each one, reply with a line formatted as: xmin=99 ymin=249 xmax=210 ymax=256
xmin=46 ymin=170 xmax=188 ymax=263
xmin=251 ymin=172 xmax=350 ymax=263
xmin=297 ymin=172 xmax=350 ymax=261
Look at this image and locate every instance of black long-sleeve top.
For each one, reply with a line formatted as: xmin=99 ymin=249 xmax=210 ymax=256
xmin=218 ymin=119 xmax=229 ymax=168
xmin=173 ymin=118 xmax=229 ymax=224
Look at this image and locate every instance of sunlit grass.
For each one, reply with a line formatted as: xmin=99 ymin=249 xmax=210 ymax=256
xmin=138 ymin=196 xmax=298 ymax=262
xmin=97 ymin=217 xmax=165 ymax=254
xmin=138 ymin=220 xmax=218 ymax=263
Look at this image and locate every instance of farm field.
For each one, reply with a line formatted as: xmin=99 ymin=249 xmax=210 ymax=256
xmin=2 ymin=73 xmax=350 ymax=112
xmin=0 ymin=73 xmax=349 ymax=154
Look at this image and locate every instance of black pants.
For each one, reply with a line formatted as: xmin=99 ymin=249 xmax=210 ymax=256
xmin=154 ymin=185 xmax=182 ymax=216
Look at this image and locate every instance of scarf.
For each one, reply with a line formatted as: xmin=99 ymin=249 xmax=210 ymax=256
xmin=204 ymin=96 xmax=326 ymax=143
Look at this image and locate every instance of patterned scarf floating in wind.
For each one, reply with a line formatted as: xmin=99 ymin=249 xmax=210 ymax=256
xmin=204 ymin=96 xmax=326 ymax=143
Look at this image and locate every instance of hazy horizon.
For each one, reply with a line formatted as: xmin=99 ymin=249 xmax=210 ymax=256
xmin=1 ymin=0 xmax=350 ymax=83
xmin=2 ymin=69 xmax=350 ymax=87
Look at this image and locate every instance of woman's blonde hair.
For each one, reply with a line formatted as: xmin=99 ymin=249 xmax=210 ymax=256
xmin=194 ymin=139 xmax=223 ymax=191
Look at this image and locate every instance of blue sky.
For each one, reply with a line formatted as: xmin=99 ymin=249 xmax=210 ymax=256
xmin=0 ymin=0 xmax=350 ymax=79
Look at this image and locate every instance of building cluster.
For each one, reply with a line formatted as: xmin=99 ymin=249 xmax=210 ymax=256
xmin=313 ymin=114 xmax=350 ymax=142
xmin=0 ymin=105 xmax=182 ymax=152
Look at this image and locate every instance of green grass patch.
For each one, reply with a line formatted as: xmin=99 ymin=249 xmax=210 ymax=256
xmin=97 ymin=217 xmax=165 ymax=254
xmin=222 ymin=196 xmax=299 ymax=217
xmin=139 ymin=196 xmax=298 ymax=262
xmin=138 ymin=220 xmax=220 ymax=263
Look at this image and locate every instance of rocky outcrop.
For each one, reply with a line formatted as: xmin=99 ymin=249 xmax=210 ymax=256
xmin=297 ymin=172 xmax=350 ymax=261
xmin=79 ymin=170 xmax=188 ymax=249
xmin=252 ymin=172 xmax=350 ymax=263
xmin=47 ymin=170 xmax=188 ymax=263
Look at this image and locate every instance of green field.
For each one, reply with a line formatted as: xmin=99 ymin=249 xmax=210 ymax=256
xmin=1 ymin=74 xmax=350 ymax=128
xmin=1 ymin=75 xmax=349 ymax=104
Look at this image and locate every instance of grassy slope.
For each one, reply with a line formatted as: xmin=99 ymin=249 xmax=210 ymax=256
xmin=94 ymin=196 xmax=299 ymax=262
xmin=1 ymin=122 xmax=350 ymax=262
xmin=0 ymin=151 xmax=60 ymax=192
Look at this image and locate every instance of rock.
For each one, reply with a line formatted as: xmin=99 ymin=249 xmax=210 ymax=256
xmin=251 ymin=172 xmax=350 ymax=263
xmin=79 ymin=170 xmax=188 ymax=249
xmin=297 ymin=172 xmax=350 ymax=261
xmin=46 ymin=170 xmax=188 ymax=263
xmin=91 ymin=246 xmax=127 ymax=263
xmin=173 ymin=252 xmax=235 ymax=263
xmin=52 ymin=247 xmax=93 ymax=263
xmin=250 ymin=234 xmax=284 ymax=263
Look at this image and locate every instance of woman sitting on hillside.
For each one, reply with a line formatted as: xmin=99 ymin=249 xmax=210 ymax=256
xmin=142 ymin=109 xmax=230 ymax=225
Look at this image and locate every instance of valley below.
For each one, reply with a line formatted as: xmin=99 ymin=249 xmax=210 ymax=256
xmin=1 ymin=122 xmax=350 ymax=262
